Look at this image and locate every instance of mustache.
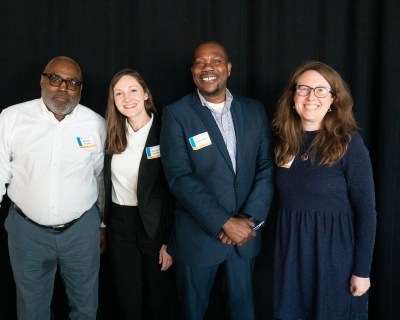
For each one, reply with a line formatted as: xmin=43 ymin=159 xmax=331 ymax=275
xmin=201 ymin=73 xmax=218 ymax=77
xmin=52 ymin=92 xmax=70 ymax=99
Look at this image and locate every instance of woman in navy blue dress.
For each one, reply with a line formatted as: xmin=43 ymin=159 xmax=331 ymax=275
xmin=272 ymin=61 xmax=376 ymax=319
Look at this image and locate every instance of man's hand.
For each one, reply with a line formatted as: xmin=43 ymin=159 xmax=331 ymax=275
xmin=100 ymin=228 xmax=106 ymax=255
xmin=350 ymin=275 xmax=370 ymax=296
xmin=221 ymin=217 xmax=255 ymax=246
xmin=217 ymin=230 xmax=236 ymax=245
xmin=159 ymin=244 xmax=173 ymax=271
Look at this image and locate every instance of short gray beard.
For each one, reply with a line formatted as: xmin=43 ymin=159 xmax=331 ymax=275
xmin=42 ymin=92 xmax=80 ymax=116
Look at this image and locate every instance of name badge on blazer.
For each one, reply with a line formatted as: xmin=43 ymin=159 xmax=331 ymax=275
xmin=76 ymin=136 xmax=96 ymax=148
xmin=146 ymin=145 xmax=161 ymax=159
xmin=189 ymin=132 xmax=212 ymax=150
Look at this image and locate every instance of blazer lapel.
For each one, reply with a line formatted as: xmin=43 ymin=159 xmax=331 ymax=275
xmin=230 ymin=98 xmax=244 ymax=176
xmin=138 ymin=115 xmax=161 ymax=185
xmin=191 ymin=94 xmax=235 ymax=173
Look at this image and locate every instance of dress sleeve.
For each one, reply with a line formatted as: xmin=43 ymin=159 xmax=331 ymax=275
xmin=341 ymin=133 xmax=377 ymax=277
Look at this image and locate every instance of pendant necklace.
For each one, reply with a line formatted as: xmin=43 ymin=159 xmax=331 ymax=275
xmin=301 ymin=131 xmax=318 ymax=161
xmin=301 ymin=143 xmax=311 ymax=161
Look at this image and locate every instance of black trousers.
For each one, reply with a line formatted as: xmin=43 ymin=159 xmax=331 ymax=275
xmin=107 ymin=204 xmax=175 ymax=320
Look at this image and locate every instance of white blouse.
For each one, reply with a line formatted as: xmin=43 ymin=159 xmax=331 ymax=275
xmin=111 ymin=114 xmax=153 ymax=206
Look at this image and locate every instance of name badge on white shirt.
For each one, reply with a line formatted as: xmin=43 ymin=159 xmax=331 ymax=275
xmin=189 ymin=132 xmax=212 ymax=150
xmin=146 ymin=145 xmax=161 ymax=159
xmin=77 ymin=136 xmax=96 ymax=148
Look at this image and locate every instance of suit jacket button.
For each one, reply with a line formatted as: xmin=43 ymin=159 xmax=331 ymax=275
xmin=234 ymin=182 xmax=238 ymax=188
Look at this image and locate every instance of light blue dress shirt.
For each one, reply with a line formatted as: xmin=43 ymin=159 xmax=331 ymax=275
xmin=197 ymin=89 xmax=237 ymax=173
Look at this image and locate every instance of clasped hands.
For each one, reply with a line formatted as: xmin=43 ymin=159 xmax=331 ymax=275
xmin=217 ymin=215 xmax=256 ymax=246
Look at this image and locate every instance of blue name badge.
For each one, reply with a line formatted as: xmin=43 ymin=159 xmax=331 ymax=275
xmin=189 ymin=132 xmax=212 ymax=150
xmin=76 ymin=136 xmax=96 ymax=148
xmin=146 ymin=145 xmax=161 ymax=159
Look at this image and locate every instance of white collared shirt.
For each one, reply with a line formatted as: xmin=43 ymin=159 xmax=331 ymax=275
xmin=111 ymin=114 xmax=153 ymax=206
xmin=0 ymin=98 xmax=106 ymax=225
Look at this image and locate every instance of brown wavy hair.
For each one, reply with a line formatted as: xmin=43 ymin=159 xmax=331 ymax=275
xmin=105 ymin=69 xmax=158 ymax=154
xmin=271 ymin=61 xmax=358 ymax=166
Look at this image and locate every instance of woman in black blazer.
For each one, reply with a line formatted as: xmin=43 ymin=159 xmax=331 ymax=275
xmin=104 ymin=69 xmax=175 ymax=320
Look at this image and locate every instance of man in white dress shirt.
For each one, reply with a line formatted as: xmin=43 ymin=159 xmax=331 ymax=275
xmin=0 ymin=56 xmax=106 ymax=320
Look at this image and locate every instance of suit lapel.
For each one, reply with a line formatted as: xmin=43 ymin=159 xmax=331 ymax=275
xmin=138 ymin=115 xmax=161 ymax=186
xmin=191 ymin=94 xmax=235 ymax=173
xmin=230 ymin=98 xmax=243 ymax=176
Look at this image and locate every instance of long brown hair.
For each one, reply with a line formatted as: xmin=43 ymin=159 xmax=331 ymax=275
xmin=105 ymin=69 xmax=158 ymax=154
xmin=271 ymin=61 xmax=358 ymax=166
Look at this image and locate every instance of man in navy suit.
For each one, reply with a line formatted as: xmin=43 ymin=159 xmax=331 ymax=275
xmin=160 ymin=41 xmax=275 ymax=319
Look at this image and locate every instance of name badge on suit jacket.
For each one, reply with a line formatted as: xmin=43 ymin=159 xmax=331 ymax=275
xmin=189 ymin=132 xmax=212 ymax=150
xmin=146 ymin=145 xmax=161 ymax=159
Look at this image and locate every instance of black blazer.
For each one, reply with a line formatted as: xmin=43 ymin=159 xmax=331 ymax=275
xmin=104 ymin=115 xmax=174 ymax=243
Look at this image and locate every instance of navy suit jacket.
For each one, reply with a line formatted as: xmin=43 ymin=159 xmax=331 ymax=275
xmin=160 ymin=92 xmax=275 ymax=266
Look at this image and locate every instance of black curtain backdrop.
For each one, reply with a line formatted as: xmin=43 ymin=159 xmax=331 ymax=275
xmin=1 ymin=1 xmax=399 ymax=319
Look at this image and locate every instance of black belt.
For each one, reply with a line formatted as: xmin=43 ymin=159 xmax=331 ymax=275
xmin=13 ymin=204 xmax=79 ymax=231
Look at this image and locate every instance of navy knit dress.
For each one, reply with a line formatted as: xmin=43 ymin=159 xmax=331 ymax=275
xmin=273 ymin=131 xmax=376 ymax=320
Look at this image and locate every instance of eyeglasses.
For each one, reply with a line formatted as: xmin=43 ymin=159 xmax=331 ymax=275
xmin=295 ymin=85 xmax=334 ymax=98
xmin=41 ymin=73 xmax=82 ymax=91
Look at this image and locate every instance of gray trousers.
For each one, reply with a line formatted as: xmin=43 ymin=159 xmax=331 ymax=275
xmin=5 ymin=204 xmax=101 ymax=320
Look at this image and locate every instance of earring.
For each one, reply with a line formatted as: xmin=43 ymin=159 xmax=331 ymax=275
xmin=328 ymin=107 xmax=332 ymax=112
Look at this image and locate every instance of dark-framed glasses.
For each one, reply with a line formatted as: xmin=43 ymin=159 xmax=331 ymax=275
xmin=41 ymin=73 xmax=82 ymax=91
xmin=296 ymin=85 xmax=334 ymax=98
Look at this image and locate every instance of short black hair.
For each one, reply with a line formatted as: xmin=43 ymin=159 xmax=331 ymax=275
xmin=193 ymin=41 xmax=229 ymax=62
